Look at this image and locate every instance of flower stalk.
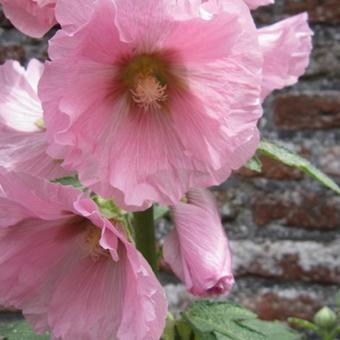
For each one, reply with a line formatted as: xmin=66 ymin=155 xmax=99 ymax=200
xmin=133 ymin=206 xmax=158 ymax=274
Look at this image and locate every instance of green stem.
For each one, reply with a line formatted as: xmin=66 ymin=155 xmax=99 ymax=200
xmin=133 ymin=206 xmax=158 ymax=274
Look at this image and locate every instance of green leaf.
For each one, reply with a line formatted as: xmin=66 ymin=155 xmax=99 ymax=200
xmin=288 ymin=317 xmax=318 ymax=332
xmin=258 ymin=140 xmax=340 ymax=195
xmin=183 ymin=301 xmax=301 ymax=340
xmin=244 ymin=156 xmax=262 ymax=173
xmin=0 ymin=320 xmax=49 ymax=340
xmin=51 ymin=175 xmax=82 ymax=189
xmin=154 ymin=204 xmax=170 ymax=221
xmin=162 ymin=314 xmax=176 ymax=340
xmin=175 ymin=320 xmax=194 ymax=340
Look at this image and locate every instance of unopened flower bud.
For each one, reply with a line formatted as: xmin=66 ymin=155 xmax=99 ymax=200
xmin=313 ymin=307 xmax=337 ymax=329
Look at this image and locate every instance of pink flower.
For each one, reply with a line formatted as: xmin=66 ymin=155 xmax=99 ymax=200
xmin=163 ymin=188 xmax=234 ymax=296
xmin=39 ymin=0 xmax=263 ymax=211
xmin=0 ymin=169 xmax=167 ymax=340
xmin=258 ymin=13 xmax=313 ymax=100
xmin=0 ymin=59 xmax=67 ymax=179
xmin=0 ymin=0 xmax=57 ymax=38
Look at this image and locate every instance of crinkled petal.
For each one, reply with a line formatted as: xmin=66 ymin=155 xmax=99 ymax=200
xmin=40 ymin=0 xmax=262 ymax=210
xmin=48 ymin=199 xmax=167 ymax=340
xmin=55 ymin=0 xmax=95 ymax=34
xmin=259 ymin=13 xmax=313 ymax=100
xmin=0 ymin=0 xmax=56 ymax=38
xmin=0 ymin=175 xmax=167 ymax=340
xmin=0 ymin=169 xmax=82 ymax=224
xmin=164 ymin=188 xmax=234 ymax=296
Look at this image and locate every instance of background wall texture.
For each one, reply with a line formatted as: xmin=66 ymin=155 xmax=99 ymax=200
xmin=0 ymin=0 xmax=339 ymax=323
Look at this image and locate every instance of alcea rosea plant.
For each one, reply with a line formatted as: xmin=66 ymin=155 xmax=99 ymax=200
xmin=0 ymin=0 xmax=338 ymax=339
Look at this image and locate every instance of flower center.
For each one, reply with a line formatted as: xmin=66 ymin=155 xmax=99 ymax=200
xmin=84 ymin=224 xmax=110 ymax=261
xmin=130 ymin=75 xmax=168 ymax=111
xmin=118 ymin=52 xmax=172 ymax=112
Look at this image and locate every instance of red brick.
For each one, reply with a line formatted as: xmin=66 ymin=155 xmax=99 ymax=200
xmin=274 ymin=93 xmax=340 ymax=130
xmin=231 ymin=240 xmax=340 ymax=284
xmin=237 ymin=155 xmax=303 ymax=180
xmin=283 ymin=0 xmax=340 ymax=24
xmin=253 ymin=192 xmax=339 ymax=229
xmin=255 ymin=292 xmax=320 ymax=321
xmin=319 ymin=146 xmax=340 ymax=177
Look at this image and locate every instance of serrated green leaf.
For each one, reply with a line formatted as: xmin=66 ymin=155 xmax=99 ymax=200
xmin=0 ymin=320 xmax=49 ymax=340
xmin=244 ymin=156 xmax=262 ymax=173
xmin=258 ymin=140 xmax=340 ymax=195
xmin=154 ymin=204 xmax=170 ymax=221
xmin=183 ymin=301 xmax=301 ymax=340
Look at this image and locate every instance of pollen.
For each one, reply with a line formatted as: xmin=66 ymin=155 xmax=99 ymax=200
xmin=130 ymin=75 xmax=168 ymax=111
xmin=84 ymin=224 xmax=110 ymax=261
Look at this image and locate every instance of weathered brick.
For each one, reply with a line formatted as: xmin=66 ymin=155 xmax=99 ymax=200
xmin=319 ymin=145 xmax=340 ymax=177
xmin=237 ymin=155 xmax=303 ymax=180
xmin=253 ymin=291 xmax=321 ymax=321
xmin=283 ymin=0 xmax=340 ymax=24
xmin=253 ymin=192 xmax=340 ymax=229
xmin=231 ymin=240 xmax=340 ymax=284
xmin=274 ymin=92 xmax=340 ymax=129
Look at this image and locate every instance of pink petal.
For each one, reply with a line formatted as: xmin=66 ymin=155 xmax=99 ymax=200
xmin=39 ymin=0 xmax=263 ymax=210
xmin=0 ymin=60 xmax=43 ymax=133
xmin=55 ymin=0 xmax=95 ymax=35
xmin=0 ymin=174 xmax=167 ymax=339
xmin=0 ymin=60 xmax=68 ymax=179
xmin=0 ymin=169 xmax=82 ymax=224
xmin=0 ymin=128 xmax=68 ymax=180
xmin=259 ymin=13 xmax=313 ymax=100
xmin=0 ymin=0 xmax=56 ymax=38
xmin=164 ymin=188 xmax=234 ymax=296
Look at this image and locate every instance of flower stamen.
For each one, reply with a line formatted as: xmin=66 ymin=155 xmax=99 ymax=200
xmin=130 ymin=75 xmax=168 ymax=112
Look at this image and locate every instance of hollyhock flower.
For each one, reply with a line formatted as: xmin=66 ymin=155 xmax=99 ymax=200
xmin=258 ymin=13 xmax=313 ymax=100
xmin=163 ymin=188 xmax=234 ymax=296
xmin=39 ymin=0 xmax=263 ymax=211
xmin=0 ymin=0 xmax=57 ymax=38
xmin=0 ymin=169 xmax=167 ymax=340
xmin=0 ymin=59 xmax=67 ymax=179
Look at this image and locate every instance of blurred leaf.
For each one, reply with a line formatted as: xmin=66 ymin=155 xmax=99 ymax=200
xmin=0 ymin=320 xmax=49 ymax=340
xmin=183 ymin=301 xmax=301 ymax=340
xmin=288 ymin=318 xmax=318 ymax=332
xmin=244 ymin=156 xmax=262 ymax=173
xmin=162 ymin=314 xmax=176 ymax=340
xmin=176 ymin=320 xmax=194 ymax=340
xmin=154 ymin=204 xmax=170 ymax=221
xmin=258 ymin=140 xmax=340 ymax=195
xmin=51 ymin=175 xmax=82 ymax=189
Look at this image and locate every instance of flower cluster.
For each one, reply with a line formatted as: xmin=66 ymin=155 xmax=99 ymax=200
xmin=0 ymin=0 xmax=312 ymax=339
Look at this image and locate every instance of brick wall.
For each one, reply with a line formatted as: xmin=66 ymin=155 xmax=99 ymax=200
xmin=0 ymin=0 xmax=339 ymax=322
xmin=228 ymin=0 xmax=340 ymax=321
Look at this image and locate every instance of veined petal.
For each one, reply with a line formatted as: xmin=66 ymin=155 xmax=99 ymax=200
xmin=0 ymin=0 xmax=56 ymax=38
xmin=259 ymin=13 xmax=313 ymax=100
xmin=164 ymin=188 xmax=234 ymax=296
